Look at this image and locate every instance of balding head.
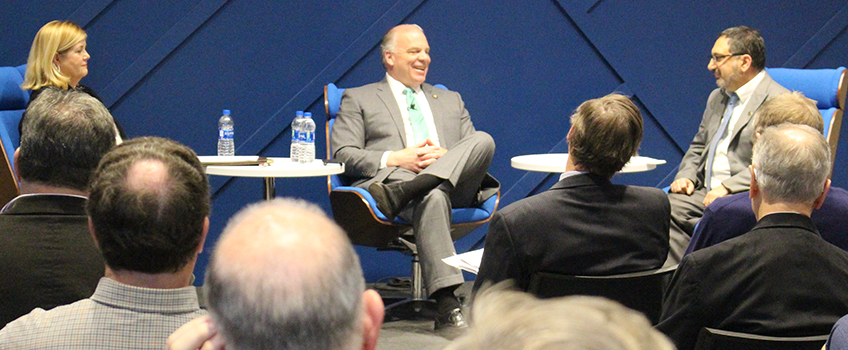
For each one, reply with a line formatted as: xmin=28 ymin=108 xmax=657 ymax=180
xmin=207 ymin=199 xmax=383 ymax=350
xmin=87 ymin=137 xmax=209 ymax=274
xmin=752 ymin=124 xmax=830 ymax=207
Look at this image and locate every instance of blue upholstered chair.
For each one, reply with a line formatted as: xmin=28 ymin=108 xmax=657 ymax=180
xmin=0 ymin=64 xmax=28 ymax=206
xmin=324 ymin=83 xmax=499 ymax=307
xmin=766 ymin=67 xmax=846 ymax=168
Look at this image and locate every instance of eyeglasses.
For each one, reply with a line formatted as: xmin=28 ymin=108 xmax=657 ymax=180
xmin=709 ymin=53 xmax=746 ymax=63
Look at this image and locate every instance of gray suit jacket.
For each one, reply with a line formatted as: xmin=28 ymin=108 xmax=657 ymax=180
xmin=675 ymin=71 xmax=789 ymax=193
xmin=331 ymin=78 xmax=476 ymax=187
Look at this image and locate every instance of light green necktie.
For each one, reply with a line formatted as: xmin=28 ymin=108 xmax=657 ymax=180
xmin=404 ymin=87 xmax=429 ymax=144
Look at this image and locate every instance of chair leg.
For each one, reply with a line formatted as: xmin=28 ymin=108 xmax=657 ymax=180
xmin=411 ymin=252 xmax=426 ymax=301
xmin=384 ymin=239 xmax=434 ymax=313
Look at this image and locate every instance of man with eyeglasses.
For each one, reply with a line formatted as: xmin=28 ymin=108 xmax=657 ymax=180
xmin=665 ymin=26 xmax=788 ymax=265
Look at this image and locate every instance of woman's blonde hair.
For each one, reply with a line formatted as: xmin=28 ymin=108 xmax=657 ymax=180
xmin=21 ymin=20 xmax=87 ymax=91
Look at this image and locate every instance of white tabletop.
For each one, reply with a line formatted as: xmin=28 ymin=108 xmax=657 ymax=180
xmin=511 ymin=154 xmax=666 ymax=173
xmin=199 ymin=156 xmax=344 ymax=178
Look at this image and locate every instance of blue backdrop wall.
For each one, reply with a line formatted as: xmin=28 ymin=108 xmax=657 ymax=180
xmin=2 ymin=0 xmax=847 ymax=284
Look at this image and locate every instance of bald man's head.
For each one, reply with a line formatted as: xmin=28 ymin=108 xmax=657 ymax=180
xmin=207 ymin=199 xmax=373 ymax=350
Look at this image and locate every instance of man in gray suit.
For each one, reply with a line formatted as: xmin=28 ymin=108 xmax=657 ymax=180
xmin=331 ymin=24 xmax=496 ymax=332
xmin=667 ymin=26 xmax=789 ymax=264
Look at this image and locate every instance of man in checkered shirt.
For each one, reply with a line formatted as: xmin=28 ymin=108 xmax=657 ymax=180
xmin=0 ymin=137 xmax=210 ymax=349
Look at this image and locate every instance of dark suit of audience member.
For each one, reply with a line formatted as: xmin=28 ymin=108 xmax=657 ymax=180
xmin=658 ymin=124 xmax=848 ymax=350
xmin=686 ymin=187 xmax=848 ymax=255
xmin=475 ymin=93 xmax=669 ymax=293
xmin=0 ymin=89 xmax=115 ymax=326
xmin=667 ymin=26 xmax=788 ymax=264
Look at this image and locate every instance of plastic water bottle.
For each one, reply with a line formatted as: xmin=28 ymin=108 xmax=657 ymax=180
xmin=217 ymin=109 xmax=234 ymax=156
xmin=299 ymin=112 xmax=316 ymax=163
xmin=291 ymin=111 xmax=304 ymax=162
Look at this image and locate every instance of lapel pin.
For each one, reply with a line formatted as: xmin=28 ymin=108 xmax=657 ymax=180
xmin=433 ymin=94 xmax=438 ymax=99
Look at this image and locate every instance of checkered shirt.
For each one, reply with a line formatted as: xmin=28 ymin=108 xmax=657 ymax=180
xmin=0 ymin=277 xmax=207 ymax=349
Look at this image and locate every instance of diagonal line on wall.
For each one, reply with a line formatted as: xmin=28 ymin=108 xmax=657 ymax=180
xmin=68 ymin=0 xmax=115 ymax=27
xmin=236 ymin=0 xmax=426 ymax=155
xmin=209 ymin=0 xmax=425 ymax=195
xmin=98 ymin=0 xmax=229 ymax=108
xmin=553 ymin=0 xmax=682 ymax=154
xmin=782 ymin=3 xmax=848 ymax=68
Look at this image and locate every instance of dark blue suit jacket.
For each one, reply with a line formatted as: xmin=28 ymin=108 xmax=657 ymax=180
xmin=659 ymin=213 xmax=848 ymax=350
xmin=686 ymin=186 xmax=848 ymax=255
xmin=473 ymin=172 xmax=669 ymax=292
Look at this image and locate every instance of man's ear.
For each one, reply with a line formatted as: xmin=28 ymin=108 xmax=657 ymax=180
xmin=384 ymin=51 xmax=394 ymax=69
xmin=813 ymin=179 xmax=831 ymax=210
xmin=197 ymin=217 xmax=210 ymax=254
xmin=739 ymin=54 xmax=753 ymax=73
xmin=748 ymin=165 xmax=758 ymax=199
xmin=360 ymin=289 xmax=384 ymax=350
xmin=13 ymin=148 xmax=21 ymax=182
xmin=88 ymin=217 xmax=100 ymax=249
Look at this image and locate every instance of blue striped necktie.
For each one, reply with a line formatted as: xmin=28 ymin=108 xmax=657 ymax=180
xmin=705 ymin=93 xmax=739 ymax=190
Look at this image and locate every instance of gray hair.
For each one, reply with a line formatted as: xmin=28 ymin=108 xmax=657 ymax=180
xmin=380 ymin=24 xmax=424 ymax=68
xmin=720 ymin=26 xmax=766 ymax=71
xmin=206 ymin=198 xmax=365 ymax=350
xmin=17 ymin=88 xmax=116 ymax=191
xmin=446 ymin=283 xmax=675 ymax=350
xmin=753 ymin=124 xmax=830 ymax=204
xmin=752 ymin=92 xmax=823 ymax=136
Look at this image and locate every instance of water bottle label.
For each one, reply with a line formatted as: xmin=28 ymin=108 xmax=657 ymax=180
xmin=305 ymin=131 xmax=314 ymax=143
xmin=219 ymin=129 xmax=234 ymax=140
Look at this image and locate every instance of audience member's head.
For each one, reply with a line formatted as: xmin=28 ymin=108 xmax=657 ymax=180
xmin=205 ymin=198 xmax=384 ymax=350
xmin=752 ymin=91 xmax=823 ymax=135
xmin=567 ymin=93 xmax=643 ymax=179
xmin=86 ymin=137 xmax=210 ymax=276
xmin=720 ymin=26 xmax=766 ymax=72
xmin=752 ymin=124 xmax=830 ymax=209
xmin=15 ymin=88 xmax=116 ymax=193
xmin=446 ymin=284 xmax=674 ymax=350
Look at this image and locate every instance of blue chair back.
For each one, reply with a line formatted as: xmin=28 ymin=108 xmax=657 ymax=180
xmin=766 ymin=67 xmax=845 ymax=110
xmin=0 ymin=64 xmax=28 ymax=172
xmin=766 ymin=67 xmax=846 ymax=169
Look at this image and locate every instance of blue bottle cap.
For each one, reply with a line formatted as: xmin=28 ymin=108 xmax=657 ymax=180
xmin=304 ymin=112 xmax=312 ymax=117
xmin=223 ymin=109 xmax=230 ymax=115
xmin=297 ymin=110 xmax=304 ymax=116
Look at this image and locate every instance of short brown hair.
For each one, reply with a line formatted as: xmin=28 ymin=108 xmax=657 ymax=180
xmin=568 ymin=93 xmax=643 ymax=178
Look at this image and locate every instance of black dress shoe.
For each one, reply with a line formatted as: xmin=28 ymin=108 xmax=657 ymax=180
xmin=434 ymin=307 xmax=468 ymax=333
xmin=368 ymin=182 xmax=404 ymax=221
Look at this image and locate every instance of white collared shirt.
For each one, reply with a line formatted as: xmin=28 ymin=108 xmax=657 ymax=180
xmin=710 ymin=70 xmax=766 ymax=190
xmin=380 ymin=73 xmax=441 ymax=168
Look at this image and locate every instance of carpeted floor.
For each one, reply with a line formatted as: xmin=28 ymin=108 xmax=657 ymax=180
xmin=372 ymin=281 xmax=473 ymax=350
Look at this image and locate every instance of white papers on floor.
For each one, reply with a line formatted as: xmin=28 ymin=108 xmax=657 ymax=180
xmin=442 ymin=249 xmax=484 ymax=274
